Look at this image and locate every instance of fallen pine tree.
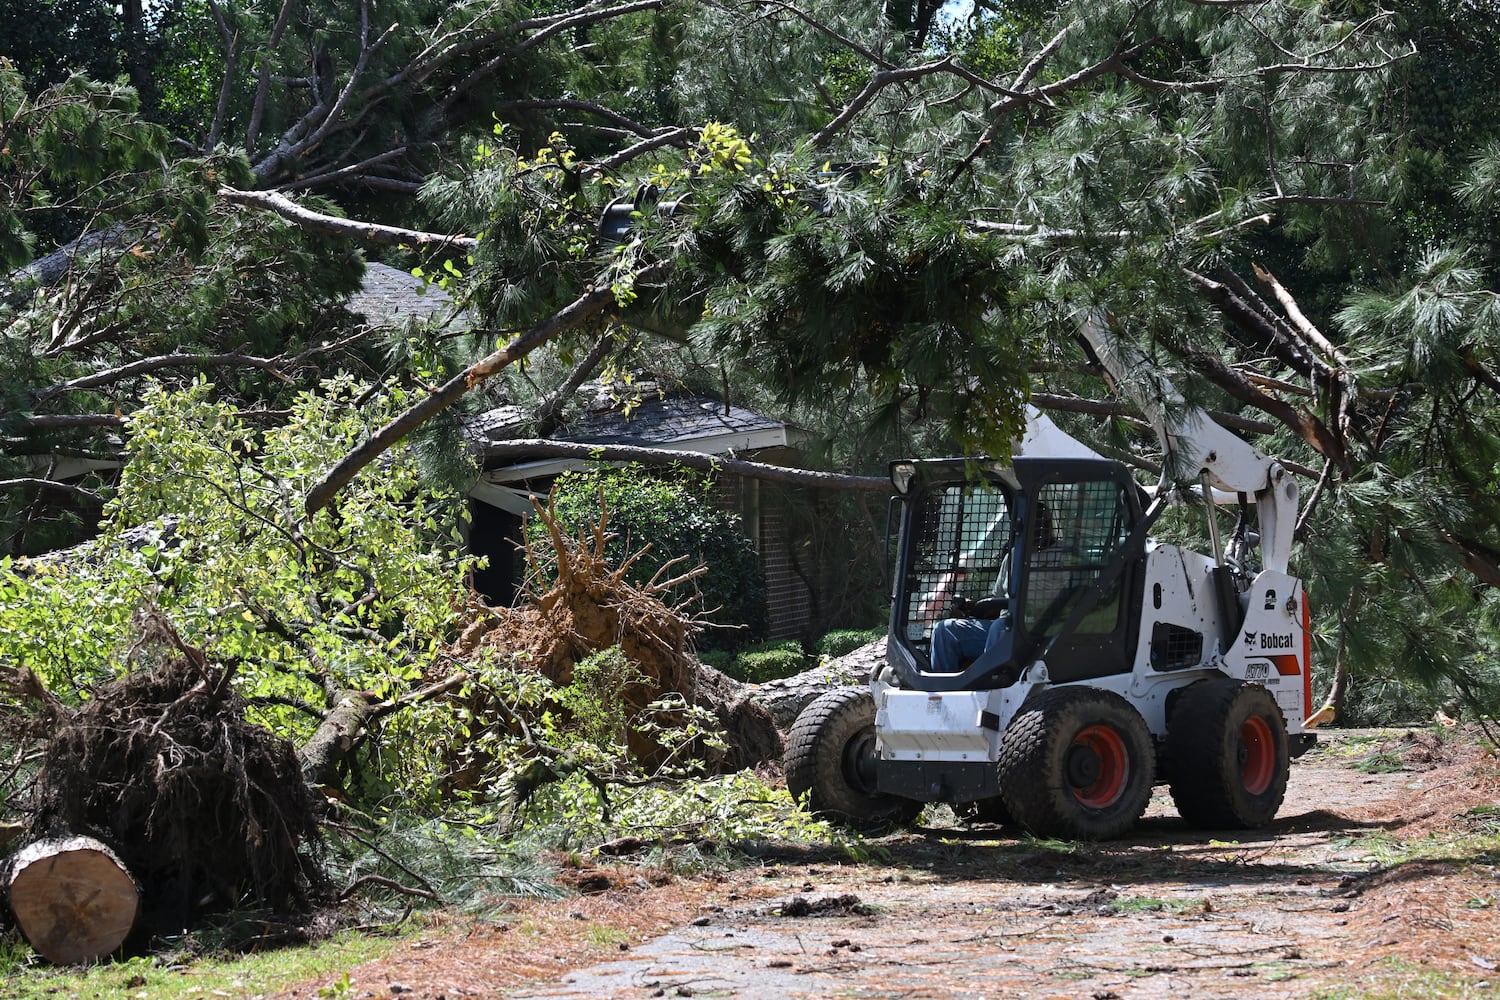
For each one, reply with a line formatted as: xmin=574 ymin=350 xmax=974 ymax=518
xmin=442 ymin=496 xmax=784 ymax=803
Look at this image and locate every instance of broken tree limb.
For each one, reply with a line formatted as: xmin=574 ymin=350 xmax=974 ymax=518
xmin=305 ymin=264 xmax=670 ymax=514
xmin=7 ymin=836 xmax=140 ymax=964
xmin=297 ymin=689 xmax=380 ymax=791
xmin=219 ymin=187 xmax=479 ymax=253
xmin=1252 ymin=263 xmax=1352 ymax=369
xmin=478 ymin=440 xmax=889 ymax=492
xmin=297 ymin=673 xmax=471 ymax=790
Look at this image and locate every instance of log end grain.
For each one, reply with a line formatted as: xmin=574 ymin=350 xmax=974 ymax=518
xmin=9 ymin=837 xmax=139 ymax=964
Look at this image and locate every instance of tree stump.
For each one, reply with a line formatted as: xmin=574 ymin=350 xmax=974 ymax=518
xmin=8 ymin=836 xmax=139 ymax=964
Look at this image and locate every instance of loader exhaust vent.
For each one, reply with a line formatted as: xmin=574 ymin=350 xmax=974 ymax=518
xmin=1149 ymin=622 xmax=1204 ymax=671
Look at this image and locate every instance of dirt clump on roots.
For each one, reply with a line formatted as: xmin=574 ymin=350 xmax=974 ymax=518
xmin=453 ymin=498 xmax=783 ymax=774
xmin=17 ymin=610 xmax=325 ymax=939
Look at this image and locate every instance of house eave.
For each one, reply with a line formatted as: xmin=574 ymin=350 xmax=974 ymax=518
xmin=475 ymin=424 xmax=795 ymax=488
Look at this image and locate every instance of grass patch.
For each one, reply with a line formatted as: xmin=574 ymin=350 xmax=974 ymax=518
xmin=1110 ymin=894 xmax=1207 ymax=915
xmin=1459 ymin=804 xmax=1500 ymax=836
xmin=1018 ymin=834 xmax=1082 ymax=855
xmin=1311 ymin=956 xmax=1496 ymax=999
xmin=0 ymin=929 xmax=401 ymax=1000
xmin=1353 ymin=749 xmax=1406 ymax=773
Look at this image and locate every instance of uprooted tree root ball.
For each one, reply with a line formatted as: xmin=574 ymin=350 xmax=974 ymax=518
xmin=23 ymin=611 xmax=325 ymax=938
xmin=453 ymin=497 xmax=783 ymax=775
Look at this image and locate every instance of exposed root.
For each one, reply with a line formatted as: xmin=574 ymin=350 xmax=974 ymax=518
xmin=455 ymin=495 xmax=781 ymax=774
xmin=18 ymin=608 xmax=325 ymax=937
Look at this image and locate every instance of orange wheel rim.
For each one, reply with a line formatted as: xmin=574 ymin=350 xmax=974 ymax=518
xmin=1067 ymin=724 xmax=1129 ymax=809
xmin=1238 ymin=715 xmax=1276 ymax=795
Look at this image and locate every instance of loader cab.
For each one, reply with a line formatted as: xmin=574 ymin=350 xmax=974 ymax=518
xmin=887 ymin=457 xmax=1147 ymax=692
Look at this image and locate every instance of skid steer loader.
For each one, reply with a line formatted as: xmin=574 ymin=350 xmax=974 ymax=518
xmin=785 ymin=320 xmax=1319 ymax=840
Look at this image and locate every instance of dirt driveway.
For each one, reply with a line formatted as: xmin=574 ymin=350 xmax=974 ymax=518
xmin=281 ymin=728 xmax=1500 ymax=1000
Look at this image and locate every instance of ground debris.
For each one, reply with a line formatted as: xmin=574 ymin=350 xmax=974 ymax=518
xmin=771 ymin=893 xmax=873 ymax=917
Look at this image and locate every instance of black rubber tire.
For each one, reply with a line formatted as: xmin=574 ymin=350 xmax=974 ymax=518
xmin=996 ymin=686 xmax=1155 ymax=841
xmin=1167 ymin=678 xmax=1289 ymax=830
xmin=784 ymin=688 xmax=922 ymax=830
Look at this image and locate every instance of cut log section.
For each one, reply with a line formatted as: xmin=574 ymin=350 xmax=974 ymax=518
xmin=8 ymin=836 xmax=139 ymax=964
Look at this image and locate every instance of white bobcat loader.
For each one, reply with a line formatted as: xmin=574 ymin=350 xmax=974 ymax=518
xmin=786 ymin=319 xmax=1318 ymax=839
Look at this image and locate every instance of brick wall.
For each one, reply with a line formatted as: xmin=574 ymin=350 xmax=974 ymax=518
xmin=712 ymin=471 xmax=811 ymax=642
xmin=757 ymin=494 xmax=812 ymax=641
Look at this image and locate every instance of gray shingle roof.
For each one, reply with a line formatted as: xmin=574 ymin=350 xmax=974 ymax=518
xmin=555 ymin=392 xmax=783 ymax=446
xmin=465 ymin=389 xmax=798 ymax=460
xmin=348 ymin=261 xmax=467 ymax=327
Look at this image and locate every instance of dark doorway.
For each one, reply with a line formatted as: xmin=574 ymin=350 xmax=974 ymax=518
xmin=468 ymin=498 xmax=522 ymax=606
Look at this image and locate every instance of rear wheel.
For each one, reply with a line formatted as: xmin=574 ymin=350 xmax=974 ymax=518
xmin=1167 ymin=678 xmax=1290 ymax=829
xmin=785 ymin=688 xmax=921 ymax=830
xmin=997 ymin=687 xmax=1154 ymax=840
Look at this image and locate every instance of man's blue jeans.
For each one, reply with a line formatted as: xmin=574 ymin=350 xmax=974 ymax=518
xmin=930 ymin=614 xmax=1010 ymax=672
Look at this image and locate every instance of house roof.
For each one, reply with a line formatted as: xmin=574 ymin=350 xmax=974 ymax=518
xmin=347 ymin=261 xmax=468 ymax=328
xmin=555 ymin=390 xmax=786 ymax=447
xmin=468 ymin=387 xmax=806 ymax=512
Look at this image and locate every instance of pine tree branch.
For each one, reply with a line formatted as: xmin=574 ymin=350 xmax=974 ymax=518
xmin=439 ymin=0 xmax=665 ymax=119
xmin=592 ymin=127 xmax=693 ymax=172
xmin=744 ymin=0 xmax=895 ymax=70
xmin=8 ymin=414 xmax=126 ymax=431
xmin=813 ymin=56 xmax=961 ymax=146
xmin=305 ymin=263 xmax=670 ymax=514
xmin=245 ymin=0 xmax=298 ymax=153
xmin=1031 ymin=392 xmax=1274 ymax=435
xmin=203 ymin=0 xmax=240 ymax=150
xmin=276 ymin=145 xmax=427 ymax=194
xmin=35 ymin=351 xmax=297 ymax=402
xmin=1172 ymin=337 xmax=1347 ymax=468
xmin=219 ymin=187 xmax=478 ymax=252
xmin=490 ymin=99 xmax=662 ymax=139
xmin=0 ymin=478 xmax=106 ymax=505
xmin=534 ymin=330 xmax=618 ymax=438
xmin=1437 ymin=529 xmax=1500 ymax=590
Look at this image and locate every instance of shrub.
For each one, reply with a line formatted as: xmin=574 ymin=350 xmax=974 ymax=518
xmin=534 ymin=466 xmax=768 ymax=647
xmin=729 ymin=639 xmax=808 ymax=683
xmin=815 ymin=627 xmax=886 ymax=659
xmin=697 ymin=649 xmax=734 ymax=673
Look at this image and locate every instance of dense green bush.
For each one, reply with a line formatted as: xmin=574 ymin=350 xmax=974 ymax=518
xmin=815 ymin=627 xmax=886 ymax=659
xmin=697 ymin=648 xmax=735 ymax=673
xmin=534 ymin=467 xmax=768 ymax=649
xmin=728 ymin=639 xmax=808 ymax=683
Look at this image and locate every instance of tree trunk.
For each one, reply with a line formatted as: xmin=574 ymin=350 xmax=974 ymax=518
xmin=747 ymin=639 xmax=887 ymax=729
xmin=7 ymin=836 xmax=139 ymax=964
xmin=297 ymin=689 xmax=379 ymax=791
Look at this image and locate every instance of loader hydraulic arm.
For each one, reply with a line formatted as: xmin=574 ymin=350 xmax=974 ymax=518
xmin=1077 ymin=316 xmax=1299 ymax=575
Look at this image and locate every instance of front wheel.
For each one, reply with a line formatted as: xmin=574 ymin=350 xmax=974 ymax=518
xmin=1167 ymin=678 xmax=1289 ymax=829
xmin=784 ymin=688 xmax=921 ymax=830
xmin=997 ymin=686 xmax=1155 ymax=840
